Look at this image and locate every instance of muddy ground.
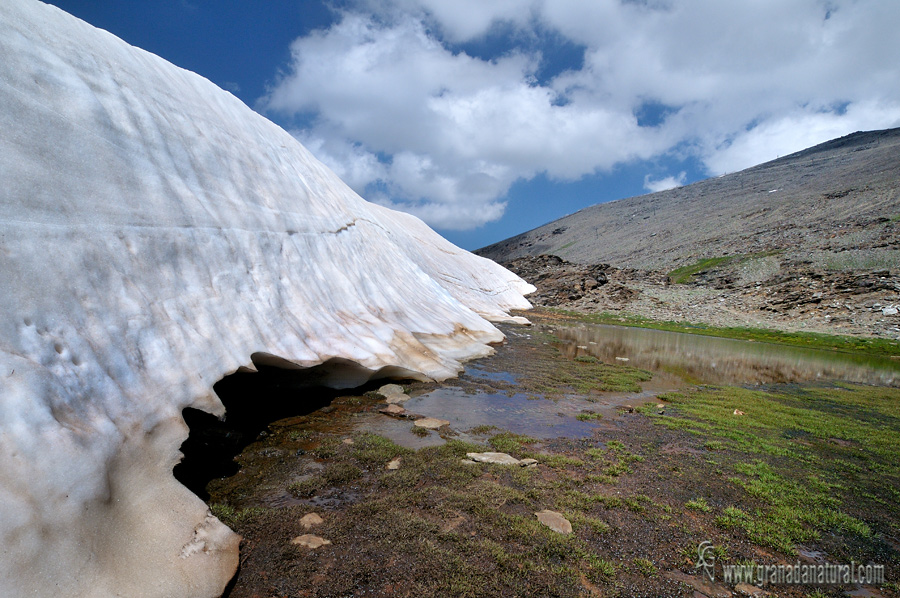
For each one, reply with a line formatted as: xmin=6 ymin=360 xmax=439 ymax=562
xmin=202 ymin=312 xmax=900 ymax=598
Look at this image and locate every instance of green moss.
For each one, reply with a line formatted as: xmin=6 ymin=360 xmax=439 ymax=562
xmin=646 ymin=384 xmax=896 ymax=555
xmin=668 ymin=255 xmax=739 ymax=284
xmin=633 ymin=557 xmax=657 ymax=577
xmin=487 ymin=431 xmax=535 ymax=455
xmin=685 ymin=497 xmax=712 ymax=513
xmin=209 ymin=503 xmax=266 ymax=527
xmin=352 ymin=433 xmax=410 ymax=465
xmin=576 ymin=412 xmax=603 ymax=421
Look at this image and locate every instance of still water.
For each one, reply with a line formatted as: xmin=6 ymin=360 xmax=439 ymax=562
xmin=552 ymin=323 xmax=900 ymax=388
xmin=399 ymin=323 xmax=900 ymax=442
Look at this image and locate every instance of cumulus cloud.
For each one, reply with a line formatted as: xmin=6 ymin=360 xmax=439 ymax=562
xmin=262 ymin=0 xmax=900 ymax=230
xmin=644 ymin=171 xmax=686 ymax=193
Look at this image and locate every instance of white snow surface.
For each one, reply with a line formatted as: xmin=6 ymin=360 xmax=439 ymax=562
xmin=0 ymin=2 xmax=533 ymax=597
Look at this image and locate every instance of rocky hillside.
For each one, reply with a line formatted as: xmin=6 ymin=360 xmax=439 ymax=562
xmin=478 ymin=128 xmax=900 ymax=273
xmin=478 ymin=128 xmax=900 ymax=338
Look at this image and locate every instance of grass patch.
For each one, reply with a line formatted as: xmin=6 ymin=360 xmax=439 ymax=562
xmin=647 ymin=384 xmax=897 ymax=555
xmin=576 ymin=411 xmax=602 ymax=421
xmin=666 ymin=251 xmax=783 ymax=284
xmin=210 ymin=503 xmax=266 ymax=527
xmin=667 ymin=255 xmax=739 ymax=284
xmin=488 ymin=431 xmax=535 ymax=455
xmin=685 ymin=497 xmax=712 ymax=513
xmin=633 ymin=557 xmax=657 ymax=577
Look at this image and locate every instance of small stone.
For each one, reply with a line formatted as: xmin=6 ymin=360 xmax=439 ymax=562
xmin=386 ymin=392 xmax=411 ymax=404
xmin=535 ymin=510 xmax=572 ymax=534
xmin=386 ymin=457 xmax=402 ymax=470
xmin=656 ymin=404 xmax=666 ymax=409
xmin=342 ymin=438 xmax=354 ymax=445
xmin=735 ymin=583 xmax=765 ymax=597
xmin=376 ymin=383 xmax=406 ymax=399
xmin=379 ymin=404 xmax=406 ymax=416
xmin=733 ymin=409 xmax=745 ymax=416
xmin=466 ymin=452 xmax=521 ymax=465
xmin=883 ymin=306 xmax=898 ymax=316
xmin=519 ymin=458 xmax=538 ymax=467
xmin=291 ymin=534 xmax=331 ymax=549
xmin=413 ymin=417 xmax=450 ymax=429
xmin=615 ymin=356 xmax=630 ymax=362
xmin=299 ymin=513 xmax=324 ymax=529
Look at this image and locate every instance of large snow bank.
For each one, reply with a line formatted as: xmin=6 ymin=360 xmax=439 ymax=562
xmin=0 ymin=2 xmax=533 ymax=596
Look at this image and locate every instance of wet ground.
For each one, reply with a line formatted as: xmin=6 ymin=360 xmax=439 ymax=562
xmin=202 ymin=311 xmax=900 ymax=598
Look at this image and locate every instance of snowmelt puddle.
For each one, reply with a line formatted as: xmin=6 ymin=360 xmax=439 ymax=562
xmin=551 ymin=323 xmax=900 ymax=387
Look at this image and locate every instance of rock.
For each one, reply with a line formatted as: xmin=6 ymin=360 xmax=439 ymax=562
xmin=342 ymin=438 xmax=354 ymax=445
xmin=615 ymin=356 xmax=630 ymax=362
xmin=734 ymin=583 xmax=765 ymax=597
xmin=519 ymin=458 xmax=539 ymax=467
xmin=376 ymin=384 xmax=407 ymax=399
xmin=535 ymin=510 xmax=573 ymax=534
xmin=621 ymin=405 xmax=635 ymax=413
xmin=291 ymin=534 xmax=331 ymax=549
xmin=0 ymin=2 xmax=535 ymax=596
xmin=379 ymin=404 xmax=407 ymax=416
xmin=882 ymin=306 xmax=898 ymax=316
xmin=386 ymin=392 xmax=411 ymax=404
xmin=466 ymin=452 xmax=522 ymax=465
xmin=386 ymin=457 xmax=402 ymax=470
xmin=299 ymin=513 xmax=324 ymax=529
xmin=733 ymin=409 xmax=745 ymax=415
xmin=413 ymin=417 xmax=450 ymax=429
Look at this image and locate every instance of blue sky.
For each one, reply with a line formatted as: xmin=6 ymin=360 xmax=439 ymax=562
xmin=46 ymin=0 xmax=900 ymax=250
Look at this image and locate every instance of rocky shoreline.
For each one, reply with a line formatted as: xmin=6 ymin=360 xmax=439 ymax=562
xmin=502 ymin=255 xmax=900 ymax=340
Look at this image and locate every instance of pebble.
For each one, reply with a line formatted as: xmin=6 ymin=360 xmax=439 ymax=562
xmin=466 ymin=452 xmax=522 ymax=465
xmin=534 ymin=510 xmax=572 ymax=534
xmin=291 ymin=534 xmax=331 ymax=549
xmin=386 ymin=457 xmax=402 ymax=470
xmin=299 ymin=513 xmax=324 ymax=529
xmin=379 ymin=404 xmax=406 ymax=416
xmin=413 ymin=417 xmax=450 ymax=429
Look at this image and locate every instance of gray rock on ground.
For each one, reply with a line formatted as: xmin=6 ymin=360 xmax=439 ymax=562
xmin=413 ymin=417 xmax=450 ymax=429
xmin=534 ymin=510 xmax=573 ymax=534
xmin=299 ymin=513 xmax=324 ymax=529
xmin=291 ymin=534 xmax=331 ymax=549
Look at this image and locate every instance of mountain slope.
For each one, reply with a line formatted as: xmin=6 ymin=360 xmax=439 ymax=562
xmin=478 ymin=128 xmax=900 ymax=272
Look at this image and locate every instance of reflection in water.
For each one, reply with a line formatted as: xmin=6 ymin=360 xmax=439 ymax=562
xmin=552 ymin=324 xmax=900 ymax=387
xmin=405 ymin=388 xmax=606 ymax=440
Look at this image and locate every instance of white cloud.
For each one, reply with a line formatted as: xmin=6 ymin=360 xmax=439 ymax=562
xmin=703 ymin=100 xmax=900 ymax=175
xmin=262 ymin=0 xmax=900 ymax=230
xmin=644 ymin=171 xmax=686 ymax=193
